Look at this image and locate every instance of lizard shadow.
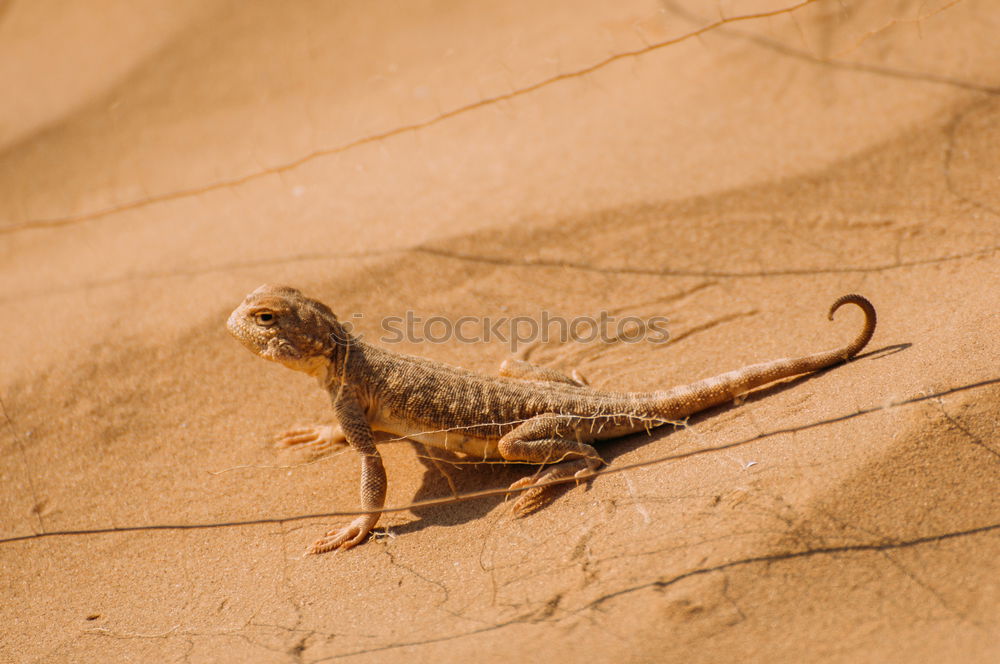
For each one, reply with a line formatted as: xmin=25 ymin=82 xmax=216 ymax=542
xmin=390 ymin=343 xmax=910 ymax=536
xmin=388 ymin=445 xmax=529 ymax=536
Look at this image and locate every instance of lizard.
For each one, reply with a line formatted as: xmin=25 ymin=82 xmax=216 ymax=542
xmin=227 ymin=285 xmax=876 ymax=554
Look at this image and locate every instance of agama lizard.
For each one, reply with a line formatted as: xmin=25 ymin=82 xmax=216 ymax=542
xmin=227 ymin=285 xmax=876 ymax=553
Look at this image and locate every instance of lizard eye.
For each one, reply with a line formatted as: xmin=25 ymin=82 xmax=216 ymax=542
xmin=254 ymin=311 xmax=276 ymax=326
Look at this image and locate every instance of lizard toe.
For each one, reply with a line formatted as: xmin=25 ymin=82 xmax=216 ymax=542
xmin=510 ymin=486 xmax=551 ymax=517
xmin=307 ymin=529 xmax=357 ymax=554
xmin=276 ymin=425 xmax=348 ymax=461
xmin=275 ymin=427 xmax=323 ymax=447
xmin=307 ymin=516 xmax=375 ymax=554
xmin=507 ymin=475 xmax=559 ymax=516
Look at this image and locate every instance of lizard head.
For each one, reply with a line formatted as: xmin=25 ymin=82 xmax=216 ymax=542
xmin=227 ymin=284 xmax=347 ymax=377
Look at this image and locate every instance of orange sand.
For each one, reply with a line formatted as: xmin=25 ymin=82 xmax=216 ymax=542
xmin=1 ymin=1 xmax=998 ymax=661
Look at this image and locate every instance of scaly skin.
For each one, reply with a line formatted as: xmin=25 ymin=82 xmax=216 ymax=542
xmin=227 ymin=285 xmax=876 ymax=553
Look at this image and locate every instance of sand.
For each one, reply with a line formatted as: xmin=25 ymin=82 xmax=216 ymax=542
xmin=1 ymin=0 xmax=998 ymax=661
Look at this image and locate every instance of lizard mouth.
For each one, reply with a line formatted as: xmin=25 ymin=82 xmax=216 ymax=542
xmin=226 ymin=310 xmax=252 ymax=343
xmin=226 ymin=309 xmax=275 ymax=358
xmin=264 ymin=337 xmax=302 ymax=362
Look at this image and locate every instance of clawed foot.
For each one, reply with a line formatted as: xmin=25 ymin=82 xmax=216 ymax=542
xmin=275 ymin=425 xmax=347 ymax=459
xmin=507 ymin=476 xmax=556 ymax=516
xmin=306 ymin=515 xmax=378 ymax=554
xmin=507 ymin=459 xmax=600 ymax=517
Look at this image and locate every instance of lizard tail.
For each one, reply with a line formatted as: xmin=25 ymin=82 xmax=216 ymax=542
xmin=826 ymin=293 xmax=876 ymax=360
xmin=655 ymin=294 xmax=876 ymax=419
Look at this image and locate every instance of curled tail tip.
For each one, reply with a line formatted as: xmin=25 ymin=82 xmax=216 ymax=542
xmin=827 ymin=293 xmax=877 ymax=358
xmin=828 ymin=293 xmax=876 ymax=320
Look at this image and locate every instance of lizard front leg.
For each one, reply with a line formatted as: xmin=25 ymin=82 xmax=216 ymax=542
xmin=275 ymin=424 xmax=347 ymax=458
xmin=497 ymin=413 xmax=604 ymax=516
xmin=499 ymin=358 xmax=589 ymax=387
xmin=307 ymin=387 xmax=387 ymax=554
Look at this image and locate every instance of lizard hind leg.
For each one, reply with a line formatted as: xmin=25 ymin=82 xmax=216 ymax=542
xmin=497 ymin=413 xmax=604 ymax=516
xmin=508 ymin=459 xmax=596 ymax=516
